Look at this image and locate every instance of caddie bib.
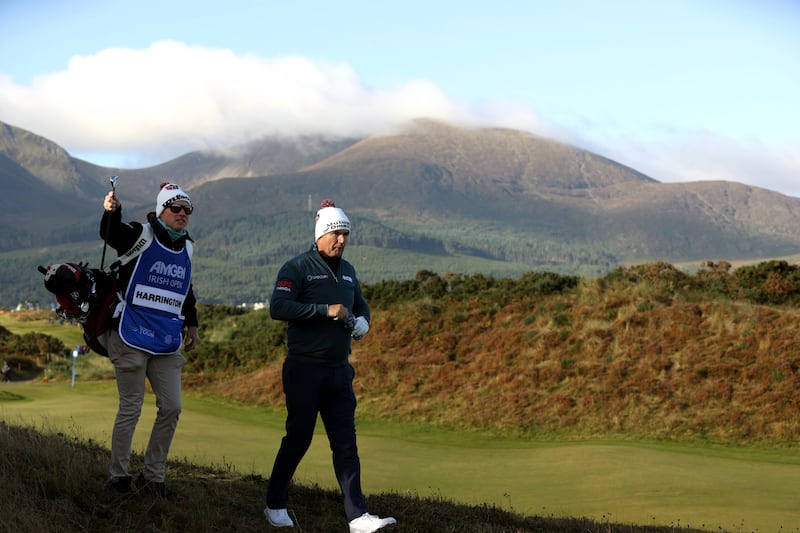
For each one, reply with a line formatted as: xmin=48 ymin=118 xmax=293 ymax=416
xmin=118 ymin=239 xmax=192 ymax=355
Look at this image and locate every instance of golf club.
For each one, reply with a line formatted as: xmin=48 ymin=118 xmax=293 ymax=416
xmin=100 ymin=175 xmax=119 ymax=270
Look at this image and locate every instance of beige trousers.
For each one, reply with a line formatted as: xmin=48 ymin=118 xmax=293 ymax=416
xmin=107 ymin=330 xmax=186 ymax=482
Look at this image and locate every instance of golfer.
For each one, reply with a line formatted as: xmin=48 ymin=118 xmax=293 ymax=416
xmin=264 ymin=201 xmax=396 ymax=532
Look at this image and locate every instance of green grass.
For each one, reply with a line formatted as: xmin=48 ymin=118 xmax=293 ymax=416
xmin=2 ymin=381 xmax=799 ymax=532
xmin=0 ymin=419 xmax=711 ymax=533
xmin=0 ymin=311 xmax=86 ymax=349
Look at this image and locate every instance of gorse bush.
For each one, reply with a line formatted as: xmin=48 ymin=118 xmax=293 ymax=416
xmin=606 ymin=260 xmax=800 ymax=306
xmin=185 ymin=306 xmax=286 ymax=379
xmin=732 ymin=260 xmax=800 ymax=304
xmin=7 ymin=332 xmax=66 ymax=357
xmin=363 ymin=269 xmax=580 ymax=309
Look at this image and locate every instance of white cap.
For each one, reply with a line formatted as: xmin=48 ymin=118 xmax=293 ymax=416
xmin=156 ymin=183 xmax=191 ymax=217
xmin=315 ymin=207 xmax=350 ymax=241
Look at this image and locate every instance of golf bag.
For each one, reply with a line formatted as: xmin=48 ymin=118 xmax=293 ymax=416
xmin=37 ymin=262 xmax=119 ymax=356
xmin=37 ymin=225 xmax=159 ymax=356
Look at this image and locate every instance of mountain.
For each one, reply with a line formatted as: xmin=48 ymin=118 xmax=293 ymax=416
xmin=74 ymin=134 xmax=362 ymax=205
xmin=189 ymin=119 xmax=800 ymax=260
xmin=0 ymin=122 xmax=102 ymax=238
xmin=1 ymin=117 xmax=799 ymax=308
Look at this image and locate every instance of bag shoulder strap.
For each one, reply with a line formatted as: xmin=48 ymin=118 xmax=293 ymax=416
xmin=107 ymin=224 xmax=193 ymax=273
xmin=107 ymin=225 xmax=155 ymax=273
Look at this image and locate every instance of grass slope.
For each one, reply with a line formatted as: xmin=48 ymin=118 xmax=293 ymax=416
xmin=0 ymin=397 xmax=737 ymax=533
xmin=2 ymin=382 xmax=799 ymax=532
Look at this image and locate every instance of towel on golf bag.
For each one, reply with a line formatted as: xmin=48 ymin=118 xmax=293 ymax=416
xmin=37 ymin=262 xmax=119 ymax=357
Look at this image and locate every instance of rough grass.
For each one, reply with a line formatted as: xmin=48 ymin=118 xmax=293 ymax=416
xmin=0 ymin=420 xmax=711 ymax=533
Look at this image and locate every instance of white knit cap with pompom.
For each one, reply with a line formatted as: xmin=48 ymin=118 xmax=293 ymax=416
xmin=156 ymin=182 xmax=192 ymax=217
xmin=315 ymin=207 xmax=350 ymax=241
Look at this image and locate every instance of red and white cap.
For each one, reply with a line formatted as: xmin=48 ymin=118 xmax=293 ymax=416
xmin=156 ymin=182 xmax=192 ymax=217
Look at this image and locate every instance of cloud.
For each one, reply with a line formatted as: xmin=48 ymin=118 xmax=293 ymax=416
xmin=0 ymin=40 xmax=797 ymax=199
xmin=593 ymin=132 xmax=800 ymax=199
xmin=0 ymin=40 xmax=538 ymax=166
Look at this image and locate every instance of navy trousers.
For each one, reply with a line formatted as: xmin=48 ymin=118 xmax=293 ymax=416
xmin=266 ymin=358 xmax=368 ymax=521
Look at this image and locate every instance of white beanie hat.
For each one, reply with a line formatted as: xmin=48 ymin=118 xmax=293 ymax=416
xmin=315 ymin=206 xmax=351 ymax=241
xmin=156 ymin=182 xmax=192 ymax=217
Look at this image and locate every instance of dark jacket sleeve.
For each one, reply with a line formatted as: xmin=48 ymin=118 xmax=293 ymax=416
xmin=351 ymin=271 xmax=370 ymax=323
xmin=100 ymin=208 xmax=142 ymax=255
xmin=182 ymin=287 xmax=199 ymax=328
xmin=269 ymin=259 xmax=328 ymax=321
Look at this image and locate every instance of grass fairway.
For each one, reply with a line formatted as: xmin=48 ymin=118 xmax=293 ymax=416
xmin=0 ymin=310 xmax=86 ymax=348
xmin=2 ymin=381 xmax=799 ymax=531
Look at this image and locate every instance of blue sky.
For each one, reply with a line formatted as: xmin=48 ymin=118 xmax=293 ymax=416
xmin=1 ymin=0 xmax=798 ymax=197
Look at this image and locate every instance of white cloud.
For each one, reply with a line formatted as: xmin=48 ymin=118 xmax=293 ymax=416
xmin=593 ymin=133 xmax=800 ymax=199
xmin=0 ymin=40 xmax=797 ymax=199
xmin=0 ymin=40 xmax=526 ymax=166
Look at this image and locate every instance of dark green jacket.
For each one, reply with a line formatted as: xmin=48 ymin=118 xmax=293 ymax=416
xmin=269 ymin=245 xmax=370 ymax=366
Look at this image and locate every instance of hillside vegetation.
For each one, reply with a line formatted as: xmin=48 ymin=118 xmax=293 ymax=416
xmin=2 ymin=212 xmax=609 ymax=309
xmin=174 ymin=259 xmax=800 ymax=446
xmin=5 ymin=259 xmax=800 ymax=446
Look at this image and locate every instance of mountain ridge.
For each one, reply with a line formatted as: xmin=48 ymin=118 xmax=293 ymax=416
xmin=1 ymin=117 xmax=799 ymax=307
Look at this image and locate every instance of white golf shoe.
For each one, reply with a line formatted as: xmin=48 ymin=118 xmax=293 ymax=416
xmin=348 ymin=512 xmax=397 ymax=533
xmin=264 ymin=507 xmax=294 ymax=528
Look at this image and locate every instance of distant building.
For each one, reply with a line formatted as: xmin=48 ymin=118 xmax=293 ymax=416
xmin=237 ymin=302 xmax=268 ymax=310
xmin=14 ymin=301 xmax=39 ymax=311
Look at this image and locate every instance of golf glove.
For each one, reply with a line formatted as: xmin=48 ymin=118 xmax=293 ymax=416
xmin=352 ymin=316 xmax=369 ymax=339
